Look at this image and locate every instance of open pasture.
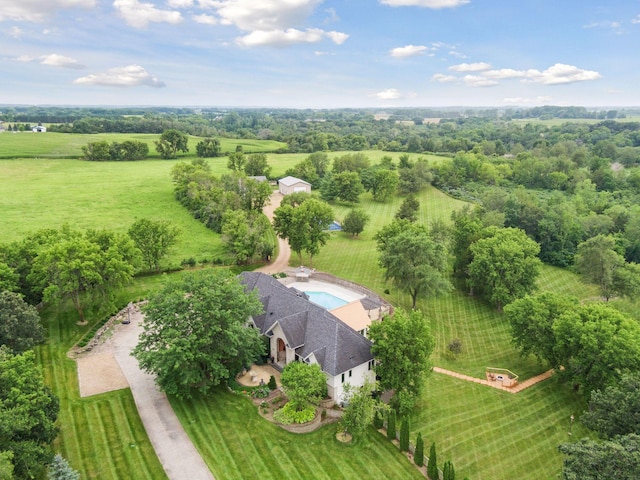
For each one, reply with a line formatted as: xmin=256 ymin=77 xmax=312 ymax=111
xmin=0 ymin=131 xmax=286 ymax=159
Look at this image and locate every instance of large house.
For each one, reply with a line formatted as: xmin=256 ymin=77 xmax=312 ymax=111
xmin=278 ymin=176 xmax=311 ymax=195
xmin=240 ymin=271 xmax=376 ymax=402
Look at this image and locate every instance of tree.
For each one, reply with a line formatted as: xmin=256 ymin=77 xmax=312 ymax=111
xmin=377 ymin=222 xmax=451 ymax=310
xmin=280 ymin=362 xmax=327 ymax=411
xmin=468 ymin=227 xmax=541 ymax=311
xmin=0 ymin=347 xmax=59 ymax=480
xmin=0 ymin=291 xmax=45 ymax=354
xmin=273 ymin=199 xmax=333 ymax=266
xmin=340 ymin=381 xmax=389 ymax=439
xmin=559 ymin=434 xmax=640 ymax=480
xmin=155 ymin=129 xmax=189 ymax=159
xmin=582 ymin=373 xmax=640 ymax=439
xmin=132 ymin=270 xmax=264 ymax=399
xmin=504 ymin=292 xmax=579 ymax=369
xmin=395 ymin=194 xmax=419 ymax=222
xmin=387 ymin=410 xmax=396 ymax=441
xmin=427 ymin=442 xmax=438 ymax=480
xmin=47 ymin=454 xmax=79 ymax=480
xmin=415 ymin=433 xmax=424 ymax=467
xmin=575 ymin=235 xmax=625 ymax=301
xmin=450 ymin=206 xmax=483 ymax=280
xmin=399 ymin=417 xmax=410 ymax=452
xmin=128 ymin=218 xmax=180 ymax=271
xmin=0 ymin=261 xmax=19 ymax=293
xmin=221 ymin=210 xmax=273 ymax=264
xmin=369 ymin=309 xmax=435 ymax=415
xmin=367 ymin=169 xmax=399 ymax=202
xmin=553 ymin=303 xmax=640 ymax=395
xmin=244 ymin=153 xmax=272 ymax=177
xmin=0 ymin=451 xmax=13 ymax=480
xmin=443 ymin=460 xmax=455 ymax=480
xmin=81 ymin=140 xmax=111 ymax=161
xmin=342 ymin=208 xmax=370 ymax=237
xmin=325 ymin=171 xmax=364 ymax=203
xmin=30 ymin=231 xmax=137 ymax=323
xmin=226 ymin=150 xmax=245 ymax=171
xmin=195 ymin=137 xmax=221 ymax=158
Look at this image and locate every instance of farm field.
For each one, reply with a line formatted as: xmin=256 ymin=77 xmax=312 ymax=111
xmin=0 ymin=131 xmax=286 ymax=159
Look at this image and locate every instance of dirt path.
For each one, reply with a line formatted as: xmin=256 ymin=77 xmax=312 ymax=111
xmin=432 ymin=367 xmax=554 ymax=393
xmin=256 ymin=191 xmax=292 ymax=275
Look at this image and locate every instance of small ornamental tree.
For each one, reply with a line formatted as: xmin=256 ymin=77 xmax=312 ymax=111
xmin=373 ymin=410 xmax=384 ymax=429
xmin=399 ymin=417 xmax=410 ymax=452
xmin=428 ymin=442 xmax=438 ymax=480
xmin=415 ymin=433 xmax=424 ymax=467
xmin=340 ymin=381 xmax=389 ymax=439
xmin=268 ymin=375 xmax=277 ymax=390
xmin=443 ymin=460 xmax=455 ymax=480
xmin=47 ymin=454 xmax=80 ymax=480
xmin=342 ymin=208 xmax=370 ymax=237
xmin=280 ymin=362 xmax=327 ymax=411
xmin=387 ymin=410 xmax=397 ymax=441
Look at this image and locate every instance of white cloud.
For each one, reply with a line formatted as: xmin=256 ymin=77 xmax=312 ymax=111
xmin=524 ymin=63 xmax=601 ymax=85
xmin=463 ymin=75 xmax=498 ymax=87
xmin=113 ymin=0 xmax=183 ymax=28
xmin=632 ymin=15 xmax=640 ymax=24
xmin=167 ymin=0 xmax=193 ymax=6
xmin=237 ymin=28 xmax=346 ymax=47
xmin=390 ymin=44 xmax=427 ymax=58
xmin=214 ymin=0 xmax=322 ymax=31
xmin=431 ymin=73 xmax=456 ymax=83
xmin=380 ymin=0 xmax=469 ymax=8
xmin=16 ymin=55 xmax=35 ymax=62
xmin=8 ymin=26 xmax=24 ymax=38
xmin=373 ymin=88 xmax=401 ymax=100
xmin=193 ymin=14 xmax=218 ymax=25
xmin=0 ymin=0 xmax=95 ymax=22
xmin=449 ymin=62 xmax=491 ymax=72
xmin=73 ymin=64 xmax=166 ymax=88
xmin=481 ymin=68 xmax=526 ymax=79
xmin=40 ymin=53 xmax=85 ymax=69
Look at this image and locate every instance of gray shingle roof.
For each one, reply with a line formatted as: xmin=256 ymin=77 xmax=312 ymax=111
xmin=240 ymin=271 xmax=373 ymax=376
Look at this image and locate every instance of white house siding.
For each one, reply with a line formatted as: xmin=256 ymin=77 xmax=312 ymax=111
xmin=328 ymin=362 xmax=376 ymax=404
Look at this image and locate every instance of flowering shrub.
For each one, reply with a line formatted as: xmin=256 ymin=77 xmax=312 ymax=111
xmin=251 ymin=386 xmax=270 ymax=398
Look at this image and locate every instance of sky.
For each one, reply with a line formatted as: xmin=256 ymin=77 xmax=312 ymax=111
xmin=1 ymin=0 xmax=640 ymax=108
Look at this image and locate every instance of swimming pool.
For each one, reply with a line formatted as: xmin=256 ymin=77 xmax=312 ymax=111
xmin=305 ymin=291 xmax=349 ymax=310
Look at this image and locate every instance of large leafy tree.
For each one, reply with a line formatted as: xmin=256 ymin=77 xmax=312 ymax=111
xmin=273 ymin=198 xmax=333 ymax=266
xmin=342 ymin=208 xmax=370 ymax=237
xmin=369 ymin=309 xmax=435 ymax=415
xmin=559 ymin=434 xmax=640 ymax=480
xmin=553 ymin=303 xmax=640 ymax=395
xmin=0 ymin=290 xmax=45 ymax=354
xmin=575 ymin=234 xmax=626 ymax=301
xmin=582 ymin=373 xmax=640 ymax=439
xmin=0 ymin=347 xmax=59 ymax=480
xmin=376 ymin=221 xmax=451 ymax=310
xmin=395 ymin=194 xmax=420 ymax=223
xmin=154 ymin=129 xmax=189 ymax=159
xmin=504 ymin=292 xmax=578 ymax=369
xmin=468 ymin=226 xmax=541 ymax=311
xmin=128 ymin=218 xmax=180 ymax=271
xmin=280 ymin=362 xmax=327 ymax=411
xmin=244 ymin=153 xmax=272 ymax=177
xmin=221 ymin=210 xmax=273 ymax=264
xmin=30 ymin=230 xmax=138 ymax=323
xmin=133 ymin=270 xmax=264 ymax=398
xmin=195 ymin=137 xmax=221 ymax=158
xmin=340 ymin=381 xmax=389 ymax=438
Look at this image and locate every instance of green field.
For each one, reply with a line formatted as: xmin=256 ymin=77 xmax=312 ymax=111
xmin=0 ymin=131 xmax=286 ymax=159
xmin=2 ymin=144 xmax=602 ymax=480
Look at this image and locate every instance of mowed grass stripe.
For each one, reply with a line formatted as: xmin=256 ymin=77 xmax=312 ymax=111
xmin=172 ymin=389 xmax=423 ymax=480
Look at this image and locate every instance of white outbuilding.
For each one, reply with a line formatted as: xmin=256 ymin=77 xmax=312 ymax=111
xmin=278 ymin=176 xmax=311 ymax=195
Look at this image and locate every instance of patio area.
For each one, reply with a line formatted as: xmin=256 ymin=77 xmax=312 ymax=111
xmin=236 ymin=364 xmax=281 ymax=387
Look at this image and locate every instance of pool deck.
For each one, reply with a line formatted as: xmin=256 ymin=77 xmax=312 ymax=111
xmin=287 ymin=280 xmax=365 ymax=304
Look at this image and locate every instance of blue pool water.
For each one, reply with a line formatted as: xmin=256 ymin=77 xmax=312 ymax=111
xmin=305 ymin=291 xmax=348 ymax=310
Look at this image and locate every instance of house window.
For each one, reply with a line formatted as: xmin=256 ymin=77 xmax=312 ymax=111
xmin=341 ymin=373 xmax=345 ymax=383
xmin=349 ymin=370 xmax=352 ymax=378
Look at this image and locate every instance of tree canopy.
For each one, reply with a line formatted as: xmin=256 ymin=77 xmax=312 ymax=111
xmin=376 ymin=221 xmax=451 ymax=310
xmin=342 ymin=208 xmax=370 ymax=237
xmin=559 ymin=434 xmax=640 ymax=480
xmin=369 ymin=309 xmax=435 ymax=415
xmin=132 ymin=270 xmax=264 ymax=398
xmin=0 ymin=290 xmax=45 ymax=354
xmin=0 ymin=347 xmax=59 ymax=480
xmin=280 ymin=362 xmax=327 ymax=410
xmin=128 ymin=218 xmax=180 ymax=271
xmin=154 ymin=129 xmax=189 ymax=159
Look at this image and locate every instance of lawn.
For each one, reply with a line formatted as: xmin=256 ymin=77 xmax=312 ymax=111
xmin=171 ymin=388 xmax=423 ymax=480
